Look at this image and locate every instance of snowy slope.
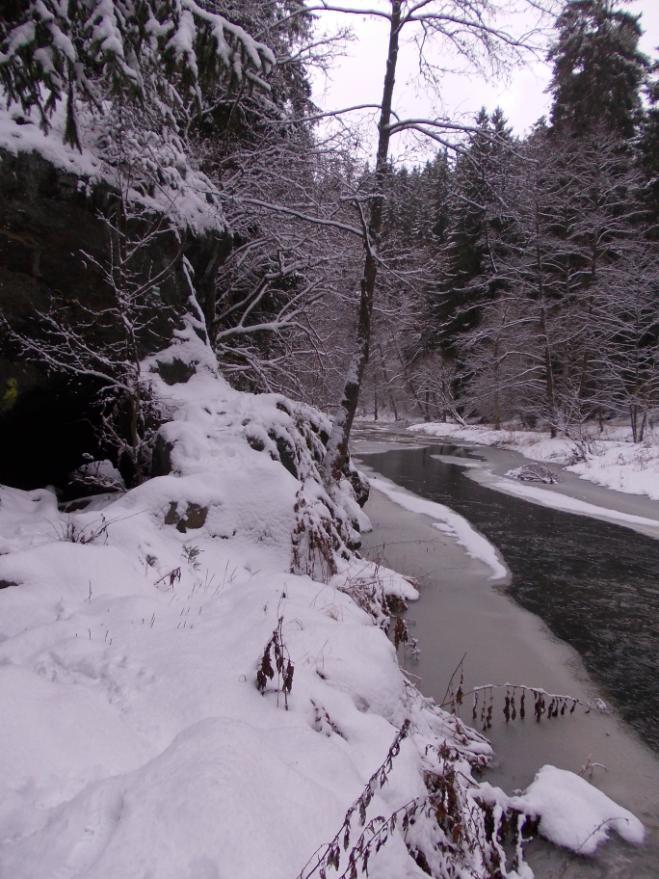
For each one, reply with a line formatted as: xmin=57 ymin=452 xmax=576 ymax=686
xmin=0 ymin=332 xmax=646 ymax=877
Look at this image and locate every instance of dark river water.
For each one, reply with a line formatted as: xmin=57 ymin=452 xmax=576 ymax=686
xmin=362 ymin=444 xmax=659 ymax=752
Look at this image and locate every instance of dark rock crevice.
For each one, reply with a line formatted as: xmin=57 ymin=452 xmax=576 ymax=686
xmin=0 ymin=147 xmax=231 ymax=492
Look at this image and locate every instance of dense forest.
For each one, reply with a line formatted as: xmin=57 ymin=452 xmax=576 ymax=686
xmin=1 ymin=0 xmax=657 ymax=490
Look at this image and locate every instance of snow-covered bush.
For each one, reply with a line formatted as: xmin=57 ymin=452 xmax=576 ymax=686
xmin=0 ymin=1 xmax=278 ymax=238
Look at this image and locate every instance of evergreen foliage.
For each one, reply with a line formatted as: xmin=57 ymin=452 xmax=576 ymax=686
xmin=547 ymin=0 xmax=649 ymax=138
xmin=433 ymin=108 xmax=515 ymax=353
xmin=0 ymin=0 xmax=274 ymax=148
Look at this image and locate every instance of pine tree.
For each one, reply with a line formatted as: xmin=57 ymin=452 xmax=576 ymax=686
xmin=548 ymin=0 xmax=649 ymax=139
xmin=0 ymin=0 xmax=274 ymax=149
xmin=433 ymin=108 xmax=515 ymax=353
xmin=638 ymin=55 xmax=659 ymax=227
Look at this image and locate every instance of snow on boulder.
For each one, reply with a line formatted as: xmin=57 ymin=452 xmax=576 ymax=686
xmin=506 ymin=464 xmax=558 ymax=484
xmin=512 ymin=765 xmax=645 ymax=855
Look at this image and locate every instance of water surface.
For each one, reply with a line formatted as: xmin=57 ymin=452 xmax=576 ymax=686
xmin=362 ymin=444 xmax=659 ymax=751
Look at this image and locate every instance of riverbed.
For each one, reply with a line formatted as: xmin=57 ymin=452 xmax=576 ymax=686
xmin=353 ymin=426 xmax=659 ymax=878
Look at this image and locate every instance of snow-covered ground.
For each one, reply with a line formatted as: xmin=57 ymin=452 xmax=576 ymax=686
xmin=0 ymin=387 xmax=443 ymax=876
xmin=408 ymin=422 xmax=659 ymax=501
xmin=0 ymin=335 xmax=648 ymax=876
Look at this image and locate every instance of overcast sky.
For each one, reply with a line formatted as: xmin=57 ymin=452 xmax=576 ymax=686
xmin=310 ymin=0 xmax=659 ymax=163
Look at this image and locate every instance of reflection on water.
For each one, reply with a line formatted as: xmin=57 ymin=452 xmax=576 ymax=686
xmin=362 ymin=445 xmax=659 ymax=752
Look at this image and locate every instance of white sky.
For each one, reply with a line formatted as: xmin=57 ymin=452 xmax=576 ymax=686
xmin=310 ymin=0 xmax=659 ymax=163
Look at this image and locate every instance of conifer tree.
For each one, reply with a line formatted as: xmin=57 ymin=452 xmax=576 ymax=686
xmin=638 ymin=56 xmax=659 ymax=226
xmin=548 ymin=0 xmax=648 ymax=139
xmin=0 ymin=0 xmax=274 ymax=149
xmin=433 ymin=108 xmax=515 ymax=353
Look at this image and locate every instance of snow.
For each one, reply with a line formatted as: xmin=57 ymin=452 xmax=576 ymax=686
xmin=0 ymin=360 xmax=639 ymax=879
xmin=366 ymin=473 xmax=509 ymax=583
xmin=0 ymin=98 xmax=227 ymax=235
xmin=0 ymin=101 xmax=102 ymax=178
xmin=408 ymin=422 xmax=659 ymax=501
xmin=1 ymin=21 xmax=36 ymax=59
xmin=569 ymin=440 xmax=659 ymax=499
xmin=487 ymin=476 xmax=659 ymax=532
xmin=0 ymin=354 xmax=502 ymax=877
xmin=167 ymin=9 xmax=199 ymax=76
xmin=0 ymin=328 xmax=646 ymax=874
xmin=0 ymin=488 xmax=418 ymax=874
xmin=182 ymin=0 xmax=275 ymax=75
xmin=511 ymin=765 xmax=645 ymax=855
xmin=90 ymin=0 xmax=126 ymax=59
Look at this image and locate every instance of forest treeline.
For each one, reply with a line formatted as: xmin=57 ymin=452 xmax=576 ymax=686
xmin=207 ymin=0 xmax=659 ymax=443
xmin=365 ymin=7 xmax=658 ymax=441
xmin=1 ymin=0 xmax=657 ymax=485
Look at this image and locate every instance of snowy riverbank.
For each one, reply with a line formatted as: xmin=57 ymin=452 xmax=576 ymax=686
xmin=408 ymin=422 xmax=659 ymax=501
xmin=0 ymin=362 xmax=651 ymax=877
xmin=2 ymin=358 xmax=451 ymax=879
xmin=358 ymin=481 xmax=659 ymax=878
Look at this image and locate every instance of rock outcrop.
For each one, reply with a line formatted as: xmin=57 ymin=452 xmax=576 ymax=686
xmin=0 ymin=146 xmax=230 ymax=490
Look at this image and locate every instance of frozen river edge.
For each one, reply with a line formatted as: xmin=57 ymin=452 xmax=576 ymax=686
xmin=354 ymin=432 xmax=659 ymax=878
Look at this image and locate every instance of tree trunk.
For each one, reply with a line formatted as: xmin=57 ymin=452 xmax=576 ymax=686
xmin=325 ymin=0 xmax=401 ymax=481
xmin=539 ymin=307 xmax=557 ymax=438
xmin=377 ymin=341 xmax=398 ymax=420
xmin=630 ymin=404 xmax=638 ymax=443
xmin=493 ymin=338 xmax=501 ymax=430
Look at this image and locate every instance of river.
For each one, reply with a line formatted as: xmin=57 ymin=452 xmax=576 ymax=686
xmin=353 ymin=426 xmax=659 ymax=879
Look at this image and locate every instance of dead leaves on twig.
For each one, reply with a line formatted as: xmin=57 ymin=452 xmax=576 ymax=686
xmin=256 ymin=616 xmax=295 ymax=710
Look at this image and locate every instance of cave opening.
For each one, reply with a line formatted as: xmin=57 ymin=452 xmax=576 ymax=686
xmin=0 ymin=375 xmax=104 ymax=495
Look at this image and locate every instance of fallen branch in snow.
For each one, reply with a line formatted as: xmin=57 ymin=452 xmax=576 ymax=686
xmin=153 ymin=566 xmax=182 ymax=591
xmin=296 ymin=719 xmax=544 ymax=879
xmin=455 ymin=683 xmax=599 ymax=732
xmin=57 ymin=515 xmax=110 ymax=546
xmin=295 ymin=720 xmax=411 ymax=879
xmin=440 ymin=651 xmax=468 ymax=712
xmin=438 ymin=655 xmax=598 ymax=730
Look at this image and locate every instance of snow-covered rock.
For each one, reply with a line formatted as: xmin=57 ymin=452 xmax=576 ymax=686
xmin=512 ymin=765 xmax=645 ymax=855
xmin=506 ymin=464 xmax=558 ymax=484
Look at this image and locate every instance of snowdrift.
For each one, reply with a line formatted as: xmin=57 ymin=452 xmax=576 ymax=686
xmin=0 ymin=329 xmax=645 ymax=878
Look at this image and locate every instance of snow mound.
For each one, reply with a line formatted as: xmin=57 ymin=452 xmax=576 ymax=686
xmin=2 ymin=718 xmax=354 ymax=879
xmin=513 ymin=765 xmax=645 ymax=855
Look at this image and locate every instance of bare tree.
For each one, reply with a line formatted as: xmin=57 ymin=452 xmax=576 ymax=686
xmin=588 ymin=231 xmax=659 ymax=442
xmin=210 ymin=145 xmax=363 ymax=398
xmin=314 ymin=0 xmax=551 ymax=478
